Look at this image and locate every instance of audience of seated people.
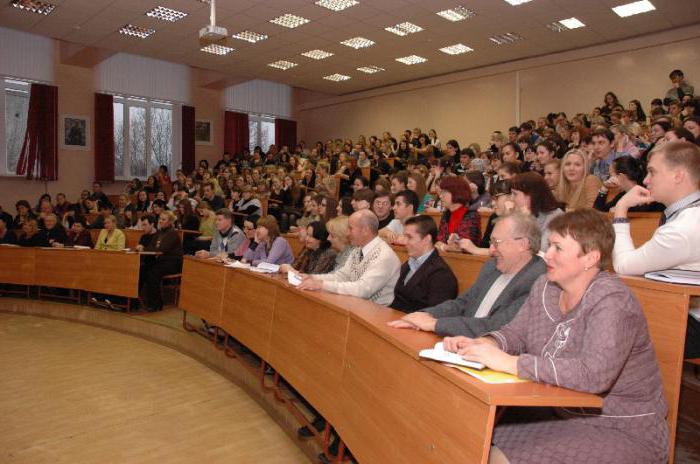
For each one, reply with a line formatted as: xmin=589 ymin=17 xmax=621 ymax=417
xmin=4 ymin=71 xmax=700 ymax=462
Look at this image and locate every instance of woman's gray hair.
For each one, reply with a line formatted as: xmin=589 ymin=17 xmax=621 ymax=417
xmin=495 ymin=211 xmax=541 ymax=255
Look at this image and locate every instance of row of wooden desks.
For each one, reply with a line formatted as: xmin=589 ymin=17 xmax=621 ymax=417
xmin=0 ymin=246 xmax=142 ymax=298
xmin=179 ymin=257 xmax=602 ymax=463
xmin=180 ymin=249 xmax=697 ymax=463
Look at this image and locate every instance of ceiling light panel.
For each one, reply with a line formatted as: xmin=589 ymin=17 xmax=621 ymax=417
xmin=146 ymin=6 xmax=187 ymax=22
xmin=268 ymin=60 xmax=298 ymax=70
xmin=489 ymin=32 xmax=523 ymax=45
xmin=232 ymin=30 xmax=268 ymax=43
xmin=439 ymin=43 xmax=474 ymax=55
xmin=200 ymin=44 xmax=235 ymax=55
xmin=324 ymin=73 xmax=351 ymax=81
xmin=302 ymin=49 xmax=334 ymax=60
xmin=548 ymin=17 xmax=585 ymax=31
xmin=119 ymin=24 xmax=156 ymax=39
xmin=385 ymin=22 xmax=423 ymax=37
xmin=315 ymin=0 xmax=359 ymax=12
xmin=503 ymin=0 xmax=533 ymax=5
xmin=357 ymin=65 xmax=385 ymax=74
xmin=612 ymin=0 xmax=656 ymax=17
xmin=340 ymin=37 xmax=375 ymax=49
xmin=396 ymin=55 xmax=427 ymax=65
xmin=270 ymin=14 xmax=310 ymax=29
xmin=436 ymin=6 xmax=476 ymax=22
xmin=11 ymin=0 xmax=56 ymax=15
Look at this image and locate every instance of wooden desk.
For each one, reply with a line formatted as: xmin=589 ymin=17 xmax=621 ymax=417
xmin=620 ymin=275 xmax=700 ymax=463
xmin=82 ymin=250 xmax=141 ymax=298
xmin=0 ymin=246 xmax=36 ymax=285
xmin=179 ymin=257 xmax=601 ymax=463
xmin=626 ymin=212 xmax=661 ymax=248
xmin=283 ymin=233 xmax=304 ymax=258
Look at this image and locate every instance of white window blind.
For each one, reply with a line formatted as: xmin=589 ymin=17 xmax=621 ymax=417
xmin=96 ymin=53 xmax=191 ymax=104
xmin=0 ymin=27 xmax=54 ymax=83
xmin=225 ymin=79 xmax=292 ymax=119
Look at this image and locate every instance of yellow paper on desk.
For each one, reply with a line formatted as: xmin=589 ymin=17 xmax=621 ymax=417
xmin=447 ymin=364 xmax=529 ymax=384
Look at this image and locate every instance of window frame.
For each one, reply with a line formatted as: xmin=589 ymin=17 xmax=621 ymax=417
xmin=113 ymin=95 xmax=178 ymax=181
xmin=0 ymin=78 xmax=31 ymax=177
xmin=247 ymin=113 xmax=276 ymax=153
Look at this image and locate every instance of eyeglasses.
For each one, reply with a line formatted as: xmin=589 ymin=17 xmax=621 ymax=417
xmin=490 ymin=236 xmax=525 ymax=248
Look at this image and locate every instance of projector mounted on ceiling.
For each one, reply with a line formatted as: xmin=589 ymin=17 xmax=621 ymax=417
xmin=199 ymin=0 xmax=228 ymax=44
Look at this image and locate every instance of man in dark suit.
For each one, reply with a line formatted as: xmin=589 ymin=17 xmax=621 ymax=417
xmin=390 ymin=215 xmax=458 ymax=313
xmin=388 ymin=212 xmax=546 ymax=337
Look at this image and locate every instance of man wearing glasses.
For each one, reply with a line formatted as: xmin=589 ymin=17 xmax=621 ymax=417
xmin=387 ymin=212 xmax=545 ymax=337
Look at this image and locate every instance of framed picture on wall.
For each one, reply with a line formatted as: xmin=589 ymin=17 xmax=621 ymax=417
xmin=60 ymin=115 xmax=90 ymax=151
xmin=195 ymin=119 xmax=213 ymax=145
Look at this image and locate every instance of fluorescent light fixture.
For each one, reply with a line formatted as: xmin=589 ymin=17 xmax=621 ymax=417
xmin=489 ymin=32 xmax=523 ymax=45
xmin=503 ymin=0 xmax=533 ymax=5
xmin=146 ymin=6 xmax=187 ymax=22
xmin=324 ymin=73 xmax=351 ymax=81
xmin=340 ymin=37 xmax=375 ymax=49
xmin=559 ymin=17 xmax=585 ymax=29
xmin=395 ymin=55 xmax=427 ymax=65
xmin=612 ymin=0 xmax=656 ymax=17
xmin=270 ymin=13 xmax=310 ymax=28
xmin=385 ymin=22 xmax=423 ymax=36
xmin=302 ymin=49 xmax=334 ymax=60
xmin=548 ymin=17 xmax=585 ymax=31
xmin=200 ymin=44 xmax=234 ymax=55
xmin=11 ymin=0 xmax=56 ymax=15
xmin=119 ymin=24 xmax=156 ymax=39
xmin=232 ymin=30 xmax=268 ymax=43
xmin=436 ymin=6 xmax=476 ymax=22
xmin=357 ymin=65 xmax=385 ymax=74
xmin=268 ymin=60 xmax=298 ymax=70
xmin=439 ymin=43 xmax=474 ymax=55
xmin=315 ymin=0 xmax=359 ymax=12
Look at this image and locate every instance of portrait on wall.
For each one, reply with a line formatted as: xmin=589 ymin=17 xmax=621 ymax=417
xmin=61 ymin=115 xmax=90 ymax=150
xmin=195 ymin=119 xmax=213 ymax=145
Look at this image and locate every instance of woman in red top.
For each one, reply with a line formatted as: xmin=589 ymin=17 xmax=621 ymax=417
xmin=435 ymin=176 xmax=481 ymax=252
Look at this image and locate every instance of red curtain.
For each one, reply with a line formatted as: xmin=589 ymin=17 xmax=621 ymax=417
xmin=224 ymin=111 xmax=248 ymax=156
xmin=275 ymin=118 xmax=297 ymax=151
xmin=94 ymin=93 xmax=114 ymax=182
xmin=182 ymin=106 xmax=195 ymax=175
xmin=15 ymin=83 xmax=58 ymax=180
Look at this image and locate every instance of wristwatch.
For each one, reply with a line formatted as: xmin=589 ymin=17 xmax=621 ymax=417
xmin=612 ymin=217 xmax=629 ymax=224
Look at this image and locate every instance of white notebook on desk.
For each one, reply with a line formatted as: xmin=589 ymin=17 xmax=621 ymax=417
xmin=419 ymin=342 xmax=485 ymax=370
xmin=644 ymin=269 xmax=700 ymax=286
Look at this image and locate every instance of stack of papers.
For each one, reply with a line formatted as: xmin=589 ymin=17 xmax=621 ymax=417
xmin=419 ymin=342 xmax=485 ymax=370
xmin=224 ymin=260 xmax=250 ymax=269
xmin=287 ymin=271 xmax=302 ymax=286
xmin=645 ymin=269 xmax=700 ymax=286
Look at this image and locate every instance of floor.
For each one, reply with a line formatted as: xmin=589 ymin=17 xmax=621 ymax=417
xmin=0 ymin=312 xmax=308 ymax=464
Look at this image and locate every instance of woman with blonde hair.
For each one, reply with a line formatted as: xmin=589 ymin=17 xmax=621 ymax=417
xmin=325 ymin=215 xmax=354 ymax=269
xmin=556 ymin=149 xmax=602 ymax=210
xmin=95 ymin=215 xmax=126 ymax=250
xmin=17 ymin=219 xmax=48 ymax=247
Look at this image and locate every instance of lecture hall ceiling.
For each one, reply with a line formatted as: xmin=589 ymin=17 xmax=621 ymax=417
xmin=1 ymin=0 xmax=699 ymax=95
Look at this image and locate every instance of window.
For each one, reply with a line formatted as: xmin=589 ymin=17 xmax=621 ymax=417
xmin=248 ymin=113 xmax=275 ymax=153
xmin=0 ymin=79 xmax=30 ymax=176
xmin=113 ymin=96 xmax=176 ymax=180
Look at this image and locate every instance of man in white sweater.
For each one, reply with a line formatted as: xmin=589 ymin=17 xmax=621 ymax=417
xmin=299 ymin=209 xmax=401 ymax=305
xmin=612 ymin=140 xmax=700 ymax=357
